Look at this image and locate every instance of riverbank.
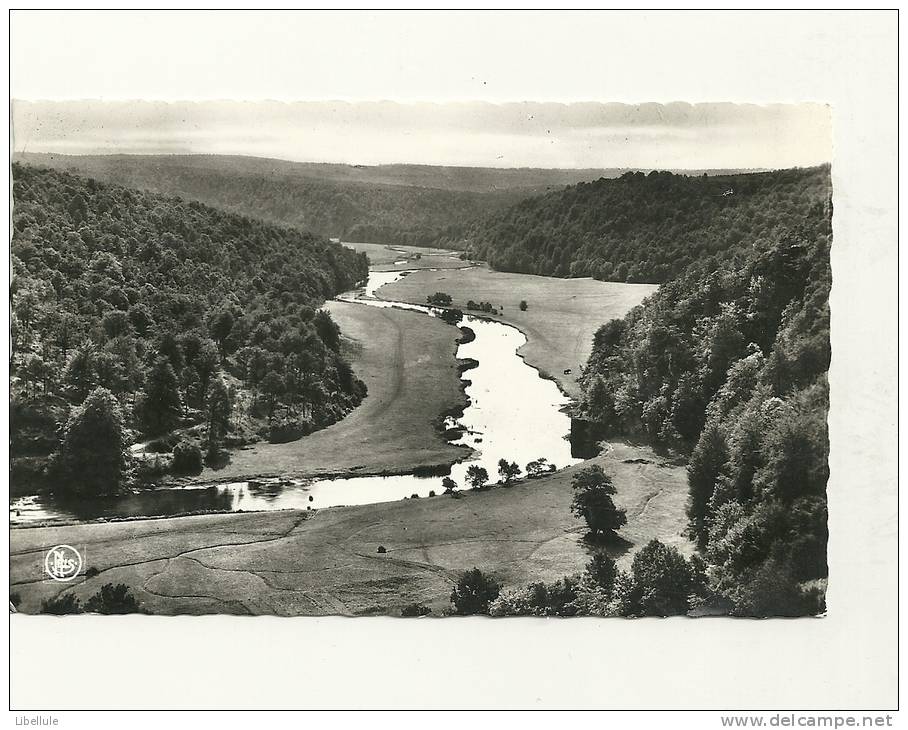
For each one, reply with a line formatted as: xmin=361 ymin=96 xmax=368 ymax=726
xmin=9 ymin=441 xmax=692 ymax=616
xmin=376 ymin=267 xmax=657 ymax=398
xmin=188 ymin=299 xmax=470 ymax=483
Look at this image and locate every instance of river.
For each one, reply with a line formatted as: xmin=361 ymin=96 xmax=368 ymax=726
xmin=10 ymin=269 xmax=581 ymax=524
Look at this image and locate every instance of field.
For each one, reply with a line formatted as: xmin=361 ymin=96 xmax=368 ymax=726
xmin=378 ymin=267 xmax=657 ymax=398
xmin=9 ymin=442 xmax=691 ymax=616
xmin=190 ymin=299 xmax=469 ymax=483
xmin=341 ymin=241 xmax=472 ymax=272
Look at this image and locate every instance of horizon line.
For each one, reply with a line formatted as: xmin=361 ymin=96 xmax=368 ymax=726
xmin=12 ymin=150 xmax=831 ymax=175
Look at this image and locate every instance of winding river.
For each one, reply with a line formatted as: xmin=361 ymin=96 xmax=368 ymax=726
xmin=10 ymin=269 xmax=581 ymax=524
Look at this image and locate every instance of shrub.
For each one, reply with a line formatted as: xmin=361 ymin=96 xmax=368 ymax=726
xmin=526 ymin=458 xmax=555 ymax=478
xmin=488 ymin=576 xmax=582 ymax=616
xmin=400 ymin=603 xmax=432 ymax=617
xmin=450 ymin=567 xmax=500 ymax=615
xmin=267 ymin=419 xmax=311 ymax=444
xmin=427 ymin=292 xmax=452 ymax=306
xmin=171 ymin=440 xmax=203 ymax=475
xmin=41 ymin=593 xmax=82 ymax=615
xmin=84 ymin=583 xmax=143 ymax=614
xmin=619 ymin=539 xmax=694 ymax=617
xmin=519 ymin=300 xmax=528 ymax=311
xmin=146 ymin=432 xmax=180 ymax=453
xmin=377 ymin=545 xmax=387 ymax=554
xmin=85 ymin=566 xmax=100 ymax=578
xmin=136 ymin=454 xmax=172 ymax=482
xmin=465 ymin=465 xmax=489 ymax=490
xmin=585 ymin=553 xmax=619 ymax=596
xmin=438 ymin=308 xmax=464 ymax=325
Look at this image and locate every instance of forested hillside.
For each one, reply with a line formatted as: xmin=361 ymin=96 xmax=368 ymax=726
xmin=11 ymin=163 xmax=369 ymax=493
xmin=14 ymin=154 xmax=543 ymax=248
xmin=453 ymin=165 xmax=831 ymax=283
xmin=577 ymin=196 xmax=832 ymax=615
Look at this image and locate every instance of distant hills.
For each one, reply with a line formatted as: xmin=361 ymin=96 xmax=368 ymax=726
xmin=12 ymin=153 xmax=763 ymax=248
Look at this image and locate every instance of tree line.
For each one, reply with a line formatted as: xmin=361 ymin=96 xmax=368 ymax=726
xmin=444 ymin=165 xmax=831 ymax=284
xmin=575 ymin=212 xmax=831 ymax=615
xmin=11 ymin=163 xmax=370 ymax=495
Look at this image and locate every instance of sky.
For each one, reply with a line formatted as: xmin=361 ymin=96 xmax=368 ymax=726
xmin=12 ymin=100 xmax=831 ymax=171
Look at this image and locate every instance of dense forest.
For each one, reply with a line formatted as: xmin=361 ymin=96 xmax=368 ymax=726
xmin=575 ymin=195 xmax=832 ymax=615
xmin=14 ymin=153 xmax=544 ymax=248
xmin=11 ymin=163 xmax=369 ymax=494
xmin=449 ymin=165 xmax=831 ymax=283
xmin=434 ymin=168 xmax=833 ymax=617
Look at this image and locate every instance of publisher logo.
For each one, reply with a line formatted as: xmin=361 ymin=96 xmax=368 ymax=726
xmin=44 ymin=545 xmax=82 ymax=582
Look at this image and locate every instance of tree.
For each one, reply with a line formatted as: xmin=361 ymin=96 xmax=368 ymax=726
xmin=193 ymin=339 xmax=221 ymax=403
xmin=497 ymin=458 xmax=521 ymax=484
xmin=438 ymin=308 xmax=463 ymax=326
xmin=621 ymin=540 xmax=694 ymax=617
xmin=687 ymin=422 xmax=729 ymax=547
xmin=64 ymin=345 xmax=96 ymax=403
xmin=261 ymin=371 xmax=285 ymax=418
xmin=55 ymin=387 xmax=129 ymax=494
xmin=519 ymin=300 xmax=528 ymax=311
xmin=156 ymin=332 xmax=185 ymax=374
xmin=314 ymin=309 xmax=341 ymax=351
xmin=427 ymin=292 xmax=452 ymax=306
xmin=22 ymin=353 xmax=50 ymax=396
xmin=570 ymin=465 xmax=627 ymax=539
xmin=206 ymin=377 xmax=231 ymax=456
xmin=102 ymin=310 xmax=132 ymax=339
xmin=465 ymin=464 xmax=489 ymax=490
xmin=127 ymin=303 xmax=154 ymax=338
xmin=137 ymin=358 xmax=182 ymax=436
xmin=106 ymin=336 xmax=144 ymax=400
xmin=586 ymin=553 xmax=619 ymax=595
xmin=208 ymin=307 xmax=235 ymax=356
xmin=450 ymin=568 xmax=500 ymax=615
xmin=94 ymin=351 xmax=126 ymax=396
xmin=170 ymin=440 xmax=202 ymax=474
xmin=586 ymin=377 xmax=613 ymax=423
xmin=525 ymin=458 xmax=554 ymax=478
xmin=441 ymin=476 xmax=457 ymax=493
xmin=55 ymin=313 xmax=80 ymax=365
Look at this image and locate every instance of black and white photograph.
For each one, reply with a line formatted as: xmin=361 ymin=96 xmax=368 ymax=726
xmin=6 ymin=8 xmax=899 ymax=717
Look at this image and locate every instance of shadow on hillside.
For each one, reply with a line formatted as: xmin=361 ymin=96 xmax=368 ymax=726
xmin=581 ymin=532 xmax=634 ymax=561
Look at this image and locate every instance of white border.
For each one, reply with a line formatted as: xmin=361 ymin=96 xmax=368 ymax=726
xmin=5 ymin=8 xmax=900 ymax=713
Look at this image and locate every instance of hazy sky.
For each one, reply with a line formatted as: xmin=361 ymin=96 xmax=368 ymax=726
xmin=12 ymin=100 xmax=831 ymax=170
